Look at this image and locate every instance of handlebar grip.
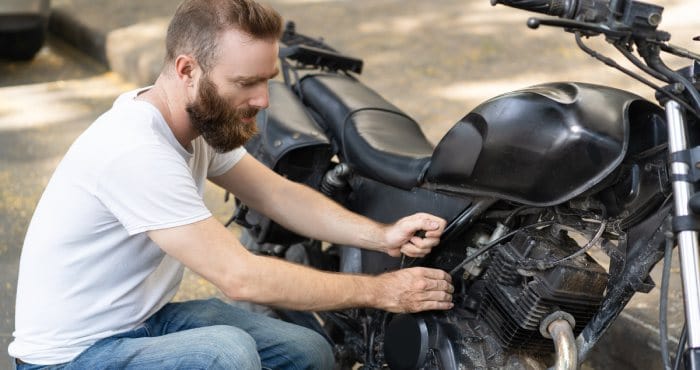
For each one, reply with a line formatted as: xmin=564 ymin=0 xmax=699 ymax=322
xmin=491 ymin=0 xmax=575 ymax=18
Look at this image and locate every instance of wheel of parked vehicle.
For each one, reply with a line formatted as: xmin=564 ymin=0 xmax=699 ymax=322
xmin=0 ymin=0 xmax=50 ymax=61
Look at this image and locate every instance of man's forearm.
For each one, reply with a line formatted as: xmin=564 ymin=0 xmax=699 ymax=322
xmin=211 ymin=155 xmax=444 ymax=258
xmin=226 ymin=252 xmax=380 ymax=311
xmin=226 ymin=250 xmax=454 ymax=313
xmin=261 ymin=180 xmax=389 ymax=252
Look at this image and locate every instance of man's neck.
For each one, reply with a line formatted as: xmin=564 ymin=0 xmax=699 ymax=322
xmin=136 ymin=77 xmax=199 ymax=150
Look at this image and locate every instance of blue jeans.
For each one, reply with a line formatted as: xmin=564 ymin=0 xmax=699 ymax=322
xmin=15 ymin=299 xmax=334 ymax=369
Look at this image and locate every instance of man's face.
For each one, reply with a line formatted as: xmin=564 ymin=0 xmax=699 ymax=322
xmin=186 ymin=74 xmax=259 ymax=153
xmin=186 ymin=29 xmax=279 ymax=153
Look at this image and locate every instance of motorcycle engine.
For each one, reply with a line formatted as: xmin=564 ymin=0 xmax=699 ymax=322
xmin=479 ymin=228 xmax=608 ymax=351
xmin=384 ymin=228 xmax=609 ymax=369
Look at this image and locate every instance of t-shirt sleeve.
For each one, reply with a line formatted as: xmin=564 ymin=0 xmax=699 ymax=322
xmin=207 ymin=146 xmax=247 ymax=177
xmin=94 ymin=145 xmax=212 ymax=235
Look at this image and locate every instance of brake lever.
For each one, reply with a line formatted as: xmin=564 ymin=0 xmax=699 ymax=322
xmin=527 ymin=17 xmax=630 ymax=39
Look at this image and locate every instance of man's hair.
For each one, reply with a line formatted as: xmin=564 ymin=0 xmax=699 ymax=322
xmin=165 ymin=0 xmax=282 ymax=72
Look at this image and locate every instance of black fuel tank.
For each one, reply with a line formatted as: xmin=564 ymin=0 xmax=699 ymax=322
xmin=424 ymin=82 xmax=660 ymax=206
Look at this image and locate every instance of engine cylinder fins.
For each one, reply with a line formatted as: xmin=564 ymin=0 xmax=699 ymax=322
xmin=488 ymin=245 xmax=521 ymax=286
xmin=477 ymin=229 xmax=608 ymax=353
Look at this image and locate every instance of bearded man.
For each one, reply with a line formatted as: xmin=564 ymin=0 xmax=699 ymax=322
xmin=8 ymin=0 xmax=454 ymax=368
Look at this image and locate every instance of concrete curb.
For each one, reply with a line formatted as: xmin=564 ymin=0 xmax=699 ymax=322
xmin=104 ymin=18 xmax=168 ymax=86
xmin=48 ymin=8 xmax=167 ymax=86
xmin=49 ymin=8 xmax=109 ymax=66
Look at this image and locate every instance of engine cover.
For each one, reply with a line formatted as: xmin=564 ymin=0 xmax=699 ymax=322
xmin=478 ymin=228 xmax=609 ymax=352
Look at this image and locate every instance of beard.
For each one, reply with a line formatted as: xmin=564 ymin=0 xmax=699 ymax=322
xmin=186 ymin=75 xmax=259 ymax=153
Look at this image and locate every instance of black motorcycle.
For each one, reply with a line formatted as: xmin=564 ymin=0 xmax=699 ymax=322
xmin=227 ymin=0 xmax=700 ymax=368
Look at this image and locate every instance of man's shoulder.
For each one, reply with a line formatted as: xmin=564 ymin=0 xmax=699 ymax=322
xmin=82 ymin=99 xmax=171 ymax=154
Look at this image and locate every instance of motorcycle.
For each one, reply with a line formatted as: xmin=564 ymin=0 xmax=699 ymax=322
xmin=226 ymin=0 xmax=700 ymax=368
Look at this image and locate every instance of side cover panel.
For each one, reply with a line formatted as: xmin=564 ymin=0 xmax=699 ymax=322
xmin=241 ymin=81 xmax=333 ymax=245
xmin=425 ymin=82 xmax=658 ymax=206
xmin=246 ymin=81 xmax=331 ymax=169
xmin=344 ymin=176 xmax=472 ymax=274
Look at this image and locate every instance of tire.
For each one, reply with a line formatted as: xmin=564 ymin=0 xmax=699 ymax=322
xmin=0 ymin=14 xmax=47 ymax=61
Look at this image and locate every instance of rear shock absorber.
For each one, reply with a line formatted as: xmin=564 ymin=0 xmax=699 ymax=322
xmin=320 ymin=163 xmax=352 ymax=202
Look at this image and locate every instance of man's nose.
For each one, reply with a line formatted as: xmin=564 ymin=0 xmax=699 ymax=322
xmin=249 ymin=84 xmax=270 ymax=109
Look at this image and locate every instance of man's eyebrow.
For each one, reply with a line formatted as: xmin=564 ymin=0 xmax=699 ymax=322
xmin=229 ymin=68 xmax=280 ymax=84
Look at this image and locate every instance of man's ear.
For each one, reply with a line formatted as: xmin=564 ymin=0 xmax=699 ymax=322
xmin=174 ymin=55 xmax=198 ymax=86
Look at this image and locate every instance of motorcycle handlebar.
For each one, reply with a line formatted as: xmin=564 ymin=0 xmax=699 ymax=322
xmin=490 ymin=0 xmax=577 ymax=18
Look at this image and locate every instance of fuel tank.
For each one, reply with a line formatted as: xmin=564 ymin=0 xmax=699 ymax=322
xmin=423 ymin=82 xmax=663 ymax=206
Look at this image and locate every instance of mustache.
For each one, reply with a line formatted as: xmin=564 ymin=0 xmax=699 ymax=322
xmin=185 ymin=80 xmax=259 ymax=124
xmin=238 ymin=106 xmax=259 ymax=120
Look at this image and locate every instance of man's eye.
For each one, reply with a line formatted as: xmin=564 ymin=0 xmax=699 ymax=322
xmin=238 ymin=81 xmax=257 ymax=88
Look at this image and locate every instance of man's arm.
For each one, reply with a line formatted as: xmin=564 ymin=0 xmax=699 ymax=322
xmin=209 ymin=154 xmax=446 ymax=257
xmin=148 ymin=217 xmax=453 ymax=312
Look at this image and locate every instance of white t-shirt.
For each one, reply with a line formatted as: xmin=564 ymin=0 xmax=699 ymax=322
xmin=8 ymin=88 xmax=246 ymax=365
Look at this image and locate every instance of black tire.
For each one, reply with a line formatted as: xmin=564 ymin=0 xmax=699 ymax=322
xmin=0 ymin=15 xmax=47 ymax=61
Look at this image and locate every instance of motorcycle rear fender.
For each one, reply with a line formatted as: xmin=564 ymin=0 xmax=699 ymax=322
xmin=424 ymin=82 xmax=664 ymax=206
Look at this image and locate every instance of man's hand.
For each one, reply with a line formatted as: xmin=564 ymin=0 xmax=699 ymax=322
xmin=382 ymin=213 xmax=447 ymax=258
xmin=374 ymin=267 xmax=454 ymax=313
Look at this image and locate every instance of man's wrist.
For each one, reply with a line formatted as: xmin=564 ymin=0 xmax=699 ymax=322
xmin=358 ymin=221 xmax=391 ymax=253
xmin=354 ymin=274 xmax=384 ymax=309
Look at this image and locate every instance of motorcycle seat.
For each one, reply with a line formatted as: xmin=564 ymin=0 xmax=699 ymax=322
xmin=298 ymin=73 xmax=433 ymax=190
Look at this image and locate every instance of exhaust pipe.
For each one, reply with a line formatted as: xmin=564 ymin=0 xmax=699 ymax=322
xmin=540 ymin=311 xmax=578 ymax=370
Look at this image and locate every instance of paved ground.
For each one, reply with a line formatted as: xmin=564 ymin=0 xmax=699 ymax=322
xmin=2 ymin=0 xmax=700 ymax=368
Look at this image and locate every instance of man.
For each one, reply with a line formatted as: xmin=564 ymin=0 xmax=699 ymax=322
xmin=8 ymin=0 xmax=454 ymax=368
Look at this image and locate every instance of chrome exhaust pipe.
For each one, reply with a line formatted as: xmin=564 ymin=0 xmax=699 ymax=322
xmin=540 ymin=311 xmax=578 ymax=370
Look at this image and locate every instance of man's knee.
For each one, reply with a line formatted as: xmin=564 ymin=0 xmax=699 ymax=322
xmin=285 ymin=326 xmax=334 ymax=370
xmin=306 ymin=330 xmax=334 ymax=370
xmin=193 ymin=325 xmax=261 ymax=369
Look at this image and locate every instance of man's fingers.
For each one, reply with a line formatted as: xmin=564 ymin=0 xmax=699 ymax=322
xmin=424 ymin=229 xmax=443 ymax=238
xmin=421 ymin=217 xmax=441 ymax=231
xmin=416 ymin=278 xmax=454 ymax=293
xmin=401 ymin=214 xmax=445 ymax=234
xmin=414 ymin=267 xmax=452 ymax=282
xmin=386 ymin=248 xmax=402 ymax=258
xmin=409 ymin=236 xmax=439 ymax=248
xmin=406 ymin=290 xmax=452 ymax=305
xmin=415 ymin=216 xmax=444 ymax=238
xmin=381 ymin=268 xmax=455 ymax=313
xmin=418 ymin=214 xmax=446 ymax=232
xmin=410 ymin=300 xmax=454 ymax=312
xmin=399 ymin=236 xmax=440 ymax=257
xmin=430 ymin=278 xmax=454 ymax=293
xmin=400 ymin=216 xmax=435 ymax=235
xmin=406 ymin=291 xmax=454 ymax=312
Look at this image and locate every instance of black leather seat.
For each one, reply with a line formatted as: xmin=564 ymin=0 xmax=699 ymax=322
xmin=298 ymin=74 xmax=433 ymax=190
